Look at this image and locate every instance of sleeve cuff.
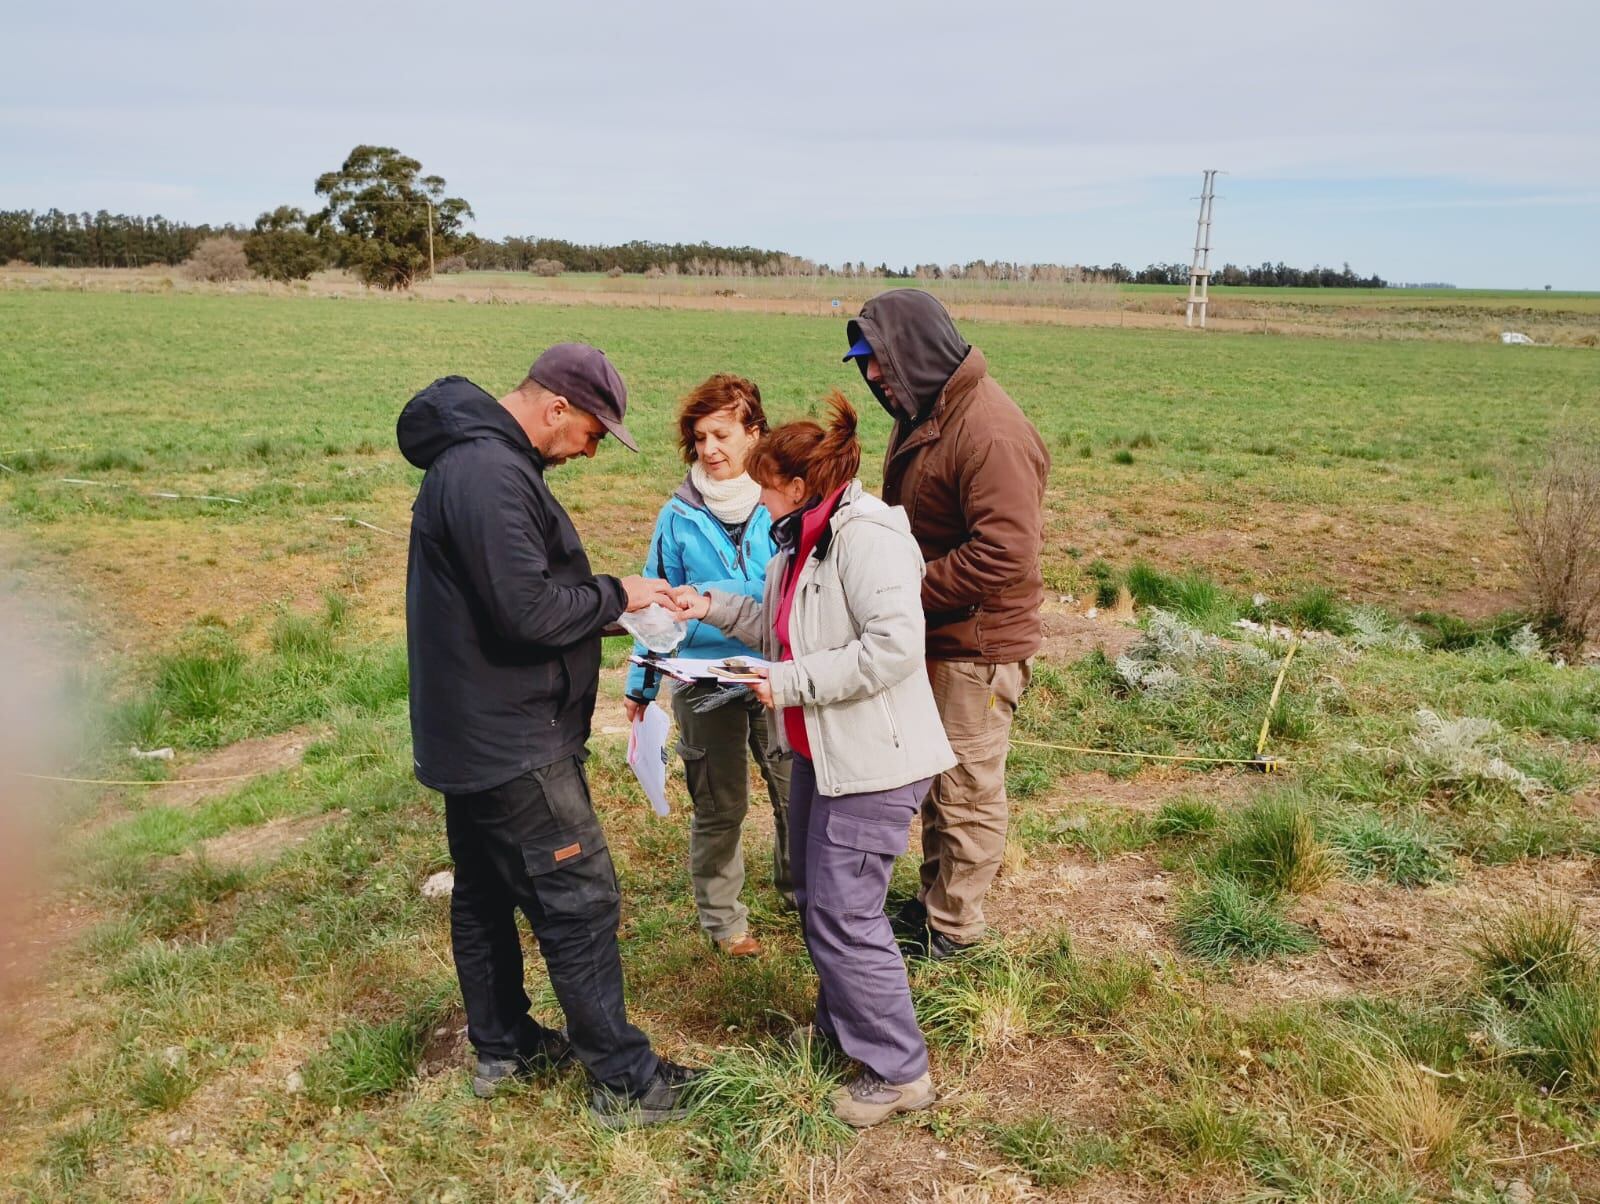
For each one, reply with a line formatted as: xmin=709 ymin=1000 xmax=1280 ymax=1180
xmin=768 ymin=661 xmax=801 ymax=708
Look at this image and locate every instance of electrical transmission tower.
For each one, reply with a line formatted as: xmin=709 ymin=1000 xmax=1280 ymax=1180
xmin=1186 ymin=169 xmax=1219 ymax=329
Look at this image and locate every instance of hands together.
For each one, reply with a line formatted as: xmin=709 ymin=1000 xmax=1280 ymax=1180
xmin=619 ymin=576 xmax=710 ymax=618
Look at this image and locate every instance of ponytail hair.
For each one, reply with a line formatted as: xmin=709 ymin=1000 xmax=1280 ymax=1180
xmin=746 ymin=392 xmax=861 ymax=499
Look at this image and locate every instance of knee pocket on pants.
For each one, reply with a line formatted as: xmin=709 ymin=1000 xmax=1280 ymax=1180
xmin=810 ymin=813 xmax=907 ymax=916
xmin=521 ymin=832 xmax=620 ymax=925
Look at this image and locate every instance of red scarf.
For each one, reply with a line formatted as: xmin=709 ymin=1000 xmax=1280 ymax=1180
xmin=773 ymin=485 xmax=848 ymax=758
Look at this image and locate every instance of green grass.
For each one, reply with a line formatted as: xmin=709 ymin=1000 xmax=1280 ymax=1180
xmin=4 ymin=289 xmax=1597 ymax=617
xmin=305 ymin=999 xmax=454 ymax=1105
xmin=1470 ymin=903 xmax=1596 ymax=1005
xmin=5 ymin=288 xmax=1600 ymax=1199
xmin=1174 ymin=876 xmax=1318 ymax=962
xmin=1331 ymin=812 xmax=1454 ymax=886
xmin=990 ymin=1115 xmax=1126 ymax=1186
xmin=1210 ymin=793 xmax=1339 ymax=896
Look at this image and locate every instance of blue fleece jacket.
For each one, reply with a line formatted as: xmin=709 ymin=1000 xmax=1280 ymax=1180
xmin=624 ymin=477 xmax=777 ymax=701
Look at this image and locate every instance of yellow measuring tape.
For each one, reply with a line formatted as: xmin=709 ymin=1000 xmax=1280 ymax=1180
xmin=1012 ymin=636 xmax=1301 ymax=772
xmin=16 ymin=770 xmax=266 ymax=787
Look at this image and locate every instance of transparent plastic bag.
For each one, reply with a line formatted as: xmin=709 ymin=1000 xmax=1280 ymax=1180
xmin=618 ymin=603 xmax=687 ymax=654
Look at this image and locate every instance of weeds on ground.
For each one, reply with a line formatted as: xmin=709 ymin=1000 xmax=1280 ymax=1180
xmin=688 ymin=1036 xmax=852 ymax=1186
xmin=990 ymin=1115 xmax=1126 ymax=1187
xmin=1469 ymin=903 xmax=1600 ymax=1096
xmin=914 ymin=934 xmax=1151 ymax=1054
xmin=1124 ymin=562 xmax=1243 ymax=631
xmin=1174 ymin=876 xmax=1316 ymax=962
xmin=1331 ymin=811 xmax=1454 ymax=886
xmin=1150 ymin=795 xmax=1223 ymax=839
xmin=304 ymin=996 xmax=454 ymax=1105
xmin=111 ymin=598 xmax=408 ymax=749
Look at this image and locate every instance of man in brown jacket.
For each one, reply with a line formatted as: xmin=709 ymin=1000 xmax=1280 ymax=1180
xmin=844 ymin=289 xmax=1050 ymax=958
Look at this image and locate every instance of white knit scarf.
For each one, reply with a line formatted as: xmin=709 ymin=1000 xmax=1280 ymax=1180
xmin=690 ymin=461 xmax=761 ymax=525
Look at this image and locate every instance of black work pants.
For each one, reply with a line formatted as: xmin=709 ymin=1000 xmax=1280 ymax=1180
xmin=444 ymin=753 xmax=658 ymax=1094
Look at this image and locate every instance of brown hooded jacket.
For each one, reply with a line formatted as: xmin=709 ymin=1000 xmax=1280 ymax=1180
xmin=846 ymin=290 xmax=1050 ymax=663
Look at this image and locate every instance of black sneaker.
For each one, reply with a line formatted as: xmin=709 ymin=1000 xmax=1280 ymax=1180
xmin=589 ymin=1059 xmax=703 ymax=1129
xmin=905 ymin=927 xmax=979 ymax=963
xmin=471 ymin=1027 xmax=574 ymax=1099
xmin=888 ymin=897 xmax=929 ymax=942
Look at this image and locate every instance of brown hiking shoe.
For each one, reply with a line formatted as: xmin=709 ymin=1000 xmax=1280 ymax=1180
xmin=829 ymin=1070 xmax=936 ymax=1128
xmin=714 ymin=932 xmax=764 ymax=958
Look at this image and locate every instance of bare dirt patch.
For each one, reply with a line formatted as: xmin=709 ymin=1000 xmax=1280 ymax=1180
xmin=417 ymin=1008 xmax=471 ymax=1079
xmin=992 ymin=849 xmax=1175 ymax=958
xmin=189 ymin=809 xmax=346 ymax=869
xmin=155 ymin=726 xmax=320 ymax=809
xmin=1031 ymin=769 xmax=1261 ymax=815
xmin=1038 ymin=605 xmax=1142 ymax=664
xmin=1214 ymin=857 xmax=1600 ymax=1007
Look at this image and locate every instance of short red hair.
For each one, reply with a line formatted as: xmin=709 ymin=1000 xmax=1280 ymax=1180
xmin=676 ymin=374 xmax=769 ymax=465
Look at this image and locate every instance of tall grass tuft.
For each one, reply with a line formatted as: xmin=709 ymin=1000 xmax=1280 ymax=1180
xmin=130 ymin=1050 xmax=201 ymax=1111
xmin=1124 ymin=561 xmax=1242 ymax=629
xmin=1150 ymin=1089 xmax=1258 ymax=1166
xmin=1175 ymin=876 xmax=1316 ymax=962
xmin=1211 ymin=793 xmax=1338 ymax=896
xmin=689 ymin=1037 xmax=852 ymax=1171
xmin=304 ymin=1001 xmax=449 ymax=1104
xmin=1469 ymin=902 xmax=1595 ymax=1004
xmin=1334 ymin=1033 xmax=1465 ymax=1169
xmin=1516 ymin=979 xmax=1600 ymax=1094
xmin=1282 ymin=586 xmax=1348 ymax=633
xmin=916 ymin=942 xmax=1049 ymax=1054
xmin=155 ymin=635 xmax=247 ymax=723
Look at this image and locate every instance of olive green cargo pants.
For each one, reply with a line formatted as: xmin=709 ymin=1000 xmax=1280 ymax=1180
xmin=671 ymin=682 xmax=794 ymax=941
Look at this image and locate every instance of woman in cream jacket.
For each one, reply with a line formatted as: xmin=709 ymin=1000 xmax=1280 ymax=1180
xmin=678 ymin=393 xmax=954 ymax=1128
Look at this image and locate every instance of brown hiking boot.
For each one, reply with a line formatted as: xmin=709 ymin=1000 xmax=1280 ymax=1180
xmin=714 ymin=932 xmax=764 ymax=958
xmin=829 ymin=1070 xmax=936 ymax=1128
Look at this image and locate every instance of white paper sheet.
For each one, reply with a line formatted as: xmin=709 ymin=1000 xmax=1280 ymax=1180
xmin=627 ymin=701 xmax=672 ymax=817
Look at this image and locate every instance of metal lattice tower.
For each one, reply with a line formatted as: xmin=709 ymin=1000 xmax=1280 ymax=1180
xmin=1186 ymin=170 xmax=1218 ymax=328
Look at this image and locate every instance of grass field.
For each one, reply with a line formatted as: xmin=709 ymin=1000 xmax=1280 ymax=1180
xmin=2 ymin=288 xmax=1599 ymax=1201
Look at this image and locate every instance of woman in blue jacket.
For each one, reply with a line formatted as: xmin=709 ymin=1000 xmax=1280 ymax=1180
xmin=624 ymin=374 xmax=790 ymax=957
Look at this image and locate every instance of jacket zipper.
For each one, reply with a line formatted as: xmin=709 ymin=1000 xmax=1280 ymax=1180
xmin=877 ymin=694 xmax=902 ymax=749
xmin=786 ymin=556 xmax=830 ymax=791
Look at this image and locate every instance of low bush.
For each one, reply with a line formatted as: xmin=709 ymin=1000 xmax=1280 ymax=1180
xmin=1506 ymin=424 xmax=1600 ymax=658
xmin=182 ymin=236 xmax=250 ymax=283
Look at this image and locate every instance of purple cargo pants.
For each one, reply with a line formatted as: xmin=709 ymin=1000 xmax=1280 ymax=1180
xmin=789 ymin=754 xmax=931 ymax=1085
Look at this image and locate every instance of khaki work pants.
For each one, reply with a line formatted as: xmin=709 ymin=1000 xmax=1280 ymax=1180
xmin=920 ymin=659 xmax=1031 ymax=943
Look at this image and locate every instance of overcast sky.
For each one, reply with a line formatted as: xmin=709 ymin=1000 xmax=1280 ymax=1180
xmin=5 ymin=1 xmax=1597 ymax=288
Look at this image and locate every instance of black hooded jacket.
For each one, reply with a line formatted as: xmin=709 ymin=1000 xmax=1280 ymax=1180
xmin=845 ymin=289 xmax=971 ymax=423
xmin=398 ymin=376 xmax=627 ymax=794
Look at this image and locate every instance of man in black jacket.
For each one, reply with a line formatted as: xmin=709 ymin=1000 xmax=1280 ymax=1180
xmin=399 ymin=343 xmax=696 ymax=1127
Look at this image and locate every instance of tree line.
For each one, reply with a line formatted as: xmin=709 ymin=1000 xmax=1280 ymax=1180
xmin=1 ymin=145 xmax=1386 ymax=289
xmin=0 ymin=209 xmax=246 ymax=268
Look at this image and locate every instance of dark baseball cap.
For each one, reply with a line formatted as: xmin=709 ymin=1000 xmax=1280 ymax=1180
xmin=527 ymin=343 xmax=638 ymax=452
